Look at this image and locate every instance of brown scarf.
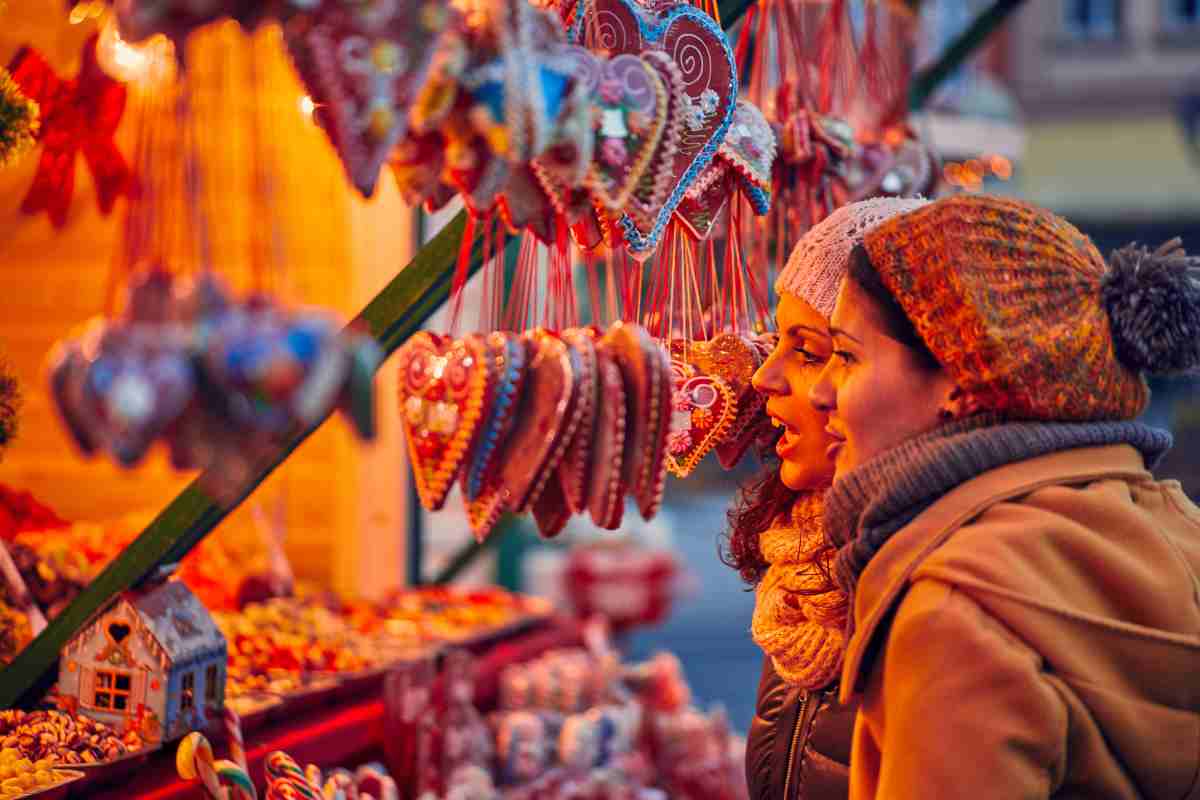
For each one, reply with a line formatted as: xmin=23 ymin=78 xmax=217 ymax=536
xmin=751 ymin=491 xmax=848 ymax=690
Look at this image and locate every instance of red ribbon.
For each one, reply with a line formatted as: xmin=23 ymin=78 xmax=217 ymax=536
xmin=7 ymin=34 xmax=130 ymax=228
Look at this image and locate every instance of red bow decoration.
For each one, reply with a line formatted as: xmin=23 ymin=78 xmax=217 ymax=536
xmin=7 ymin=34 xmax=131 ymax=228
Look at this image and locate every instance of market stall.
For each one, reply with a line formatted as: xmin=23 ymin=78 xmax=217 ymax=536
xmin=0 ymin=0 xmax=1022 ymax=796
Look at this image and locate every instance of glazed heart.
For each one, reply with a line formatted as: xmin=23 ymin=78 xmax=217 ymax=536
xmin=666 ymin=367 xmax=737 ymax=477
xmin=674 ymin=157 xmax=730 ymax=241
xmin=557 ymin=328 xmax=600 ymax=514
xmin=716 ymin=98 xmax=776 ymax=215
xmin=283 ymin=0 xmax=453 ymax=197
xmin=462 ymin=332 xmax=527 ymax=502
xmin=397 ymin=332 xmax=490 ymax=510
xmin=583 ymin=51 xmax=670 ymax=212
xmin=492 ymin=331 xmax=577 ymax=513
xmin=582 ymin=0 xmax=737 ymax=253
xmin=587 ymin=337 xmax=627 ymax=529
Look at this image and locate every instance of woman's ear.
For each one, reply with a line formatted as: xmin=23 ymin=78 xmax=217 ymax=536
xmin=937 ymin=386 xmax=984 ymax=422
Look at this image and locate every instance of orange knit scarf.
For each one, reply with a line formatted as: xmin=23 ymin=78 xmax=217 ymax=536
xmin=751 ymin=492 xmax=848 ymax=690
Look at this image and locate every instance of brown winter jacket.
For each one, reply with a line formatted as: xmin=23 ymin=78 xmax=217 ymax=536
xmin=840 ymin=444 xmax=1200 ymax=799
xmin=747 ymin=656 xmax=856 ymax=800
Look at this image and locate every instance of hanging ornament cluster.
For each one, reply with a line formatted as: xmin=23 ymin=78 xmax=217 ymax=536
xmin=0 ymin=66 xmax=39 ymax=168
xmin=5 ymin=34 xmax=131 ymax=227
xmin=397 ymin=322 xmax=679 ymax=541
xmin=48 ymin=270 xmax=381 ymax=502
xmin=107 ymin=0 xmax=767 ymax=260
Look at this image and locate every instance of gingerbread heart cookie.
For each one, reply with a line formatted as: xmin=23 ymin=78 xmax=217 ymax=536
xmin=583 ymin=0 xmax=738 ymax=254
xmin=557 ymin=328 xmax=600 ymax=514
xmin=283 ymin=0 xmax=455 ymax=197
xmin=397 ymin=332 xmax=490 ymax=510
xmin=666 ymin=362 xmax=737 ymax=477
xmin=492 ymin=330 xmax=578 ymax=513
xmin=462 ymin=332 xmax=527 ymax=502
xmin=588 ymin=336 xmax=627 ymax=529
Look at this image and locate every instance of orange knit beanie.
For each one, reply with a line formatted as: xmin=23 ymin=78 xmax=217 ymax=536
xmin=862 ymin=195 xmax=1200 ymax=421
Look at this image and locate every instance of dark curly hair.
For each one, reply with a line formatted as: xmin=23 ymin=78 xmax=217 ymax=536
xmin=720 ymin=459 xmax=798 ymax=585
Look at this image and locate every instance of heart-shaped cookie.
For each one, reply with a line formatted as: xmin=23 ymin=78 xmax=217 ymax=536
xmin=583 ymin=0 xmax=737 ymax=254
xmin=397 ymin=332 xmax=490 ymax=510
xmin=492 ymin=330 xmax=577 ymax=513
xmin=602 ymin=322 xmax=670 ymax=519
xmin=557 ymin=328 xmax=600 ymax=513
xmin=588 ymin=336 xmax=627 ymax=529
xmin=666 ymin=367 xmax=736 ymax=477
xmin=717 ymin=98 xmax=776 ymax=215
xmin=462 ymin=332 xmax=528 ymax=502
xmin=674 ymin=157 xmax=731 ymax=240
xmin=284 ymin=0 xmax=454 ymax=197
xmin=532 ymin=473 xmax=572 ymax=538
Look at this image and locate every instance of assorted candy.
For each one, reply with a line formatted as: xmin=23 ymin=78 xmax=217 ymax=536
xmin=387 ymin=645 xmax=742 ymax=800
xmin=0 ymin=748 xmax=79 ymax=800
xmin=0 ymin=710 xmax=146 ymax=767
xmin=47 ymin=270 xmax=381 ymax=503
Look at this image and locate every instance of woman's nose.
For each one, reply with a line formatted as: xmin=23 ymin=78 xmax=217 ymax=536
xmin=809 ymin=360 xmax=837 ymax=412
xmin=752 ymin=351 xmax=788 ymax=396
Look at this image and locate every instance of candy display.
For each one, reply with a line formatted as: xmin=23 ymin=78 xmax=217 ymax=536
xmin=47 ymin=270 xmax=382 ymax=503
xmin=0 ymin=711 xmax=146 ymax=767
xmin=385 ymin=644 xmax=743 ymax=800
xmin=0 ymin=748 xmax=82 ymax=800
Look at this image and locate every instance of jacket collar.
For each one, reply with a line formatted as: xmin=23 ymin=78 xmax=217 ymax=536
xmin=838 ymin=444 xmax=1152 ymax=704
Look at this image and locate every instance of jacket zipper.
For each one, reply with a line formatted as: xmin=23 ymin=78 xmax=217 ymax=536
xmin=781 ymin=690 xmax=809 ymax=800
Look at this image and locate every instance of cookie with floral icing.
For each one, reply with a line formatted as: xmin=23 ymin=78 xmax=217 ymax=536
xmin=397 ymin=332 xmax=490 ymax=510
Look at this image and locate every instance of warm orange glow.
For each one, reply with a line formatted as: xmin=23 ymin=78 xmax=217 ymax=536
xmin=964 ymin=159 xmax=985 ymax=181
xmin=943 ymin=163 xmax=962 ymax=186
xmin=97 ymin=19 xmax=175 ymax=86
xmin=988 ymin=154 xmax=1013 ymax=180
xmin=68 ymin=0 xmax=106 ymax=25
xmin=299 ymin=95 xmax=317 ymax=118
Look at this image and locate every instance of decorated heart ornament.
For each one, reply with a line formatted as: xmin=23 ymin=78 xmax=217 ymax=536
xmin=674 ymin=157 xmax=730 ymax=240
xmin=492 ymin=330 xmax=577 ymax=513
xmin=716 ymin=98 xmax=775 ymax=215
xmin=557 ymin=328 xmax=599 ymax=514
xmin=582 ymin=0 xmax=737 ymax=254
xmin=284 ymin=0 xmax=456 ymax=197
xmin=588 ymin=337 xmax=627 ymax=529
xmin=462 ymin=332 xmax=527 ymax=502
xmin=397 ymin=332 xmax=490 ymax=510
xmin=666 ymin=366 xmax=736 ymax=477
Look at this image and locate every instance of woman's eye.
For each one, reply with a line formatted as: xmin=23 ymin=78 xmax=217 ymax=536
xmin=793 ymin=346 xmax=823 ymax=364
xmin=833 ymin=350 xmax=856 ymax=365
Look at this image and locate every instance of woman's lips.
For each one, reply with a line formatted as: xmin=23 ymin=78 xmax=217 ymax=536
xmin=824 ymin=425 xmax=846 ymax=461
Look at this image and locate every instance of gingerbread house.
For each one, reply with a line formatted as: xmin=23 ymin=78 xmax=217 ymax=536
xmin=58 ymin=579 xmax=226 ymax=742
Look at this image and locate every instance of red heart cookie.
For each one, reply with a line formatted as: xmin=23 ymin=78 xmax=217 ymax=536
xmin=397 ymin=332 xmax=489 ymax=510
xmin=492 ymin=330 xmax=578 ymax=513
xmin=674 ymin=157 xmax=731 ymax=241
xmin=557 ymin=328 xmax=600 ymax=514
xmin=602 ymin=322 xmax=670 ymax=520
xmin=532 ymin=474 xmax=572 ymax=538
xmin=666 ymin=367 xmax=737 ymax=477
xmin=588 ymin=336 xmax=627 ymax=529
xmin=284 ymin=0 xmax=455 ymax=197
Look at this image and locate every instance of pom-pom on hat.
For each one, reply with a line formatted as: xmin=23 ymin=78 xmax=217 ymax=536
xmin=775 ymin=197 xmax=930 ymax=317
xmin=861 ymin=195 xmax=1200 ymax=422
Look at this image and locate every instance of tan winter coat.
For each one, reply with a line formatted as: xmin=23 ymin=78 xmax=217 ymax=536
xmin=839 ymin=444 xmax=1200 ymax=799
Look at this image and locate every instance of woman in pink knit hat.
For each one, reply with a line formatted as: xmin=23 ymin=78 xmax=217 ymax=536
xmin=726 ymin=196 xmax=928 ymax=800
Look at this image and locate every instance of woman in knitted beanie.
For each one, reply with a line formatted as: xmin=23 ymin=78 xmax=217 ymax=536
xmin=725 ymin=197 xmax=928 ymax=800
xmin=809 ymin=194 xmax=1200 ymax=799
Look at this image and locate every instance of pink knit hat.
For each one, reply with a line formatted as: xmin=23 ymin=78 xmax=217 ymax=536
xmin=775 ymin=197 xmax=931 ymax=317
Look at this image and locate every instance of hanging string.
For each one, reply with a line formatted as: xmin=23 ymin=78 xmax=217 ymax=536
xmin=448 ymin=213 xmax=477 ymax=335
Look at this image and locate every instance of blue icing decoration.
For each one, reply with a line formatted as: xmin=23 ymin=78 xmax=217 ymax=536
xmin=539 ymin=66 xmax=571 ymax=124
xmin=472 ymin=76 xmax=506 ymax=124
xmin=286 ymin=327 xmax=320 ymax=363
xmin=745 ymin=184 xmax=771 ymax=216
xmin=465 ymin=340 xmax=525 ymax=500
